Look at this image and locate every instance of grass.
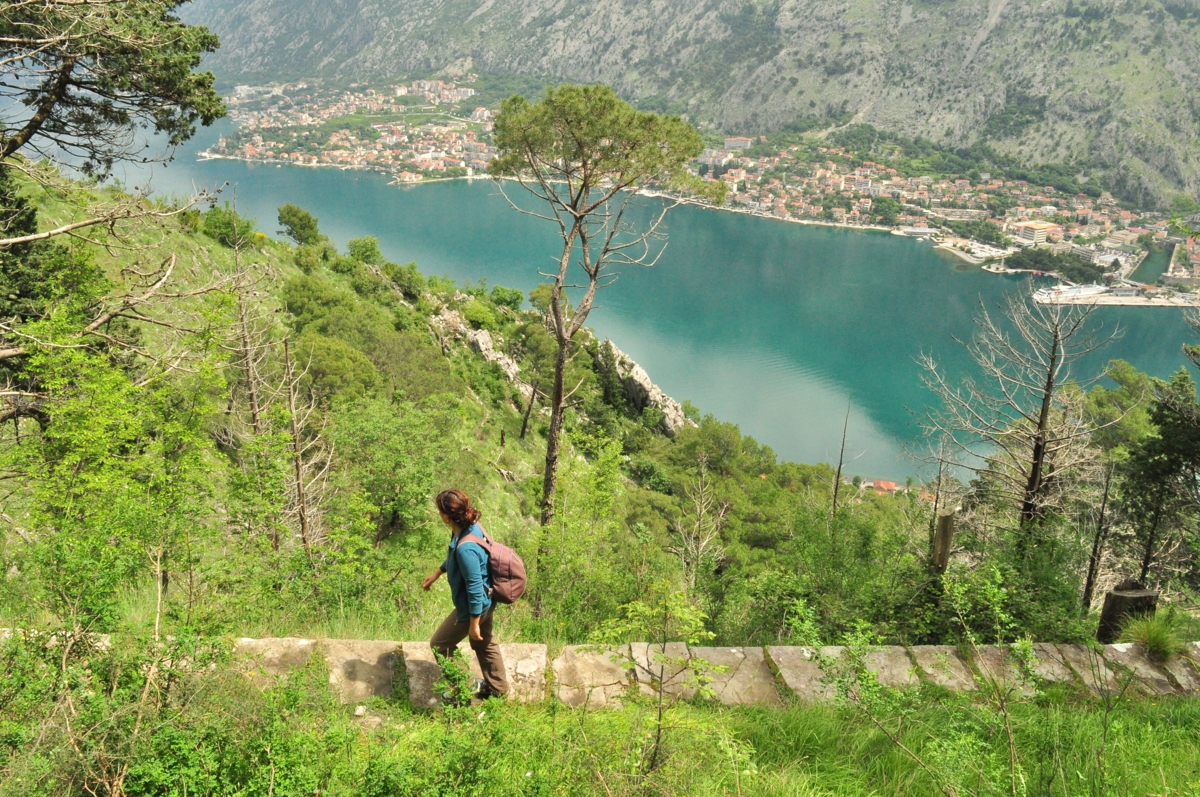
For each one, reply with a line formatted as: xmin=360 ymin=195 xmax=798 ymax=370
xmin=1121 ymin=607 xmax=1192 ymax=663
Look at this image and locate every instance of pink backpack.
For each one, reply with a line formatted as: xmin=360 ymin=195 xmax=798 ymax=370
xmin=461 ymin=526 xmax=527 ymax=604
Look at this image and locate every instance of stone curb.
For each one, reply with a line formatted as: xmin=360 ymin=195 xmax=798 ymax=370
xmin=227 ymin=638 xmax=1200 ymax=709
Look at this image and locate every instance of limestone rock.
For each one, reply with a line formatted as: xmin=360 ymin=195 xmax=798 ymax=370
xmin=971 ymin=646 xmax=1033 ymax=694
xmin=465 ymin=328 xmax=524 ymax=390
xmin=865 ymin=647 xmax=919 ymax=688
xmin=322 ymin=639 xmax=400 ymax=703
xmin=233 ymin=637 xmax=316 ymax=686
xmin=820 ymin=645 xmax=919 ymax=689
xmin=767 ymin=646 xmax=833 ymax=701
xmin=1056 ymin=644 xmax=1120 ymax=694
xmin=910 ymin=646 xmax=975 ymax=692
xmin=1162 ymin=653 xmax=1200 ymax=694
xmin=631 ymin=642 xmax=697 ymax=700
xmin=1102 ymin=643 xmax=1177 ymax=695
xmin=498 ymin=643 xmax=549 ymax=703
xmin=689 ymin=647 xmax=782 ymax=706
xmin=1030 ymin=643 xmax=1077 ymax=684
xmin=552 ymin=645 xmax=630 ymax=708
xmin=596 ymin=339 xmax=695 ymax=438
xmin=456 ymin=642 xmax=547 ymax=703
xmin=400 ymin=641 xmax=444 ymax=710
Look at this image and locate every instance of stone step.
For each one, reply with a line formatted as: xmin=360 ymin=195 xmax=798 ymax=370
xmin=228 ymin=637 xmax=1200 ymax=709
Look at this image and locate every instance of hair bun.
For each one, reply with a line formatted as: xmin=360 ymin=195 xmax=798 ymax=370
xmin=436 ymin=488 xmax=482 ymax=527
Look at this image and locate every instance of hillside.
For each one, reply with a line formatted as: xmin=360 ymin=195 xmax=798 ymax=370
xmin=181 ymin=0 xmax=1200 ymax=208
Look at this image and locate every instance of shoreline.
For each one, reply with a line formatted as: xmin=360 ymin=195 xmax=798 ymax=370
xmin=197 ymin=151 xmax=1197 ymax=308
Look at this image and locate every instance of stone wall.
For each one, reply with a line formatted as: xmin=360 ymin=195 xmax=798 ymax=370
xmin=233 ymin=638 xmax=1200 ymax=709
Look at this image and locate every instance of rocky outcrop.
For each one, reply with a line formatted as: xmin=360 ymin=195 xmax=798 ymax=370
xmin=430 ymin=304 xmax=693 ymax=434
xmin=429 ymin=306 xmax=529 ymax=397
xmin=595 ymin=339 xmax=695 ymax=438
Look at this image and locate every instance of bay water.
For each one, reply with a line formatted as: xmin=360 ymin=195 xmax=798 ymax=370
xmin=125 ymin=125 xmax=1196 ymax=479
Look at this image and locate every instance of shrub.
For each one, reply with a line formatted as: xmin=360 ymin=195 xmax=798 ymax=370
xmin=382 ymin=260 xmax=427 ymax=300
xmin=203 ymin=204 xmax=255 ymax=247
xmin=490 ymin=284 xmax=524 ymax=310
xmin=347 ymin=235 xmax=384 ymax=265
xmin=462 ymin=299 xmax=497 ymax=330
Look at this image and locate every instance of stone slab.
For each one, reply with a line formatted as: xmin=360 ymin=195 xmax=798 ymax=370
xmin=689 ymin=647 xmax=782 ymax=706
xmin=1057 ymin=644 xmax=1120 ymax=694
xmin=233 ymin=637 xmax=316 ymax=687
xmin=403 ymin=641 xmax=547 ymax=708
xmin=819 ymin=645 xmax=919 ymax=690
xmin=401 ymin=641 xmax=443 ymax=710
xmin=321 ymin=639 xmax=400 ymax=703
xmin=865 ymin=647 xmax=919 ymax=688
xmin=1163 ymin=653 xmax=1200 ymax=694
xmin=552 ymin=646 xmax=630 ymax=708
xmin=498 ymin=643 xmax=548 ymax=703
xmin=1102 ymin=644 xmax=1177 ymax=695
xmin=910 ymin=646 xmax=975 ymax=692
xmin=971 ymin=646 xmax=1034 ymax=695
xmin=631 ymin=642 xmax=696 ymax=700
xmin=767 ymin=646 xmax=834 ymax=701
xmin=1030 ymin=643 xmax=1077 ymax=684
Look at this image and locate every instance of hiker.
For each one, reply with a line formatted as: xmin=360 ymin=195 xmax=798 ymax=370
xmin=422 ymin=489 xmax=510 ymax=699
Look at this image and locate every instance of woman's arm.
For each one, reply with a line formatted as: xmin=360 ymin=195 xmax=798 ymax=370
xmin=421 ymin=565 xmax=445 ymax=591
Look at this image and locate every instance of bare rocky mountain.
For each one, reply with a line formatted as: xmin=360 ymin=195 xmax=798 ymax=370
xmin=183 ymin=0 xmax=1200 ymax=207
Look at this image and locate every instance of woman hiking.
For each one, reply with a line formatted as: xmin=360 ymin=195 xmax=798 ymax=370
xmin=422 ymin=489 xmax=510 ymax=699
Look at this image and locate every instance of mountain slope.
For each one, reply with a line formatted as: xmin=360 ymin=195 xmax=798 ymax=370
xmin=183 ymin=0 xmax=1200 ymax=207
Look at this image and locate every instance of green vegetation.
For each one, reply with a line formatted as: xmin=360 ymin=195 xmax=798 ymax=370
xmin=2 ymin=2 xmax=1200 ymax=788
xmin=1006 ymin=247 xmax=1109 ymax=283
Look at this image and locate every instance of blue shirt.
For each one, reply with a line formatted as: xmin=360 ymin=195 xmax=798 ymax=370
xmin=442 ymin=523 xmax=492 ymax=621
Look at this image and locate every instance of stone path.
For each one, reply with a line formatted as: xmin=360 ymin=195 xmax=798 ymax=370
xmin=231 ymin=638 xmax=1200 ymax=710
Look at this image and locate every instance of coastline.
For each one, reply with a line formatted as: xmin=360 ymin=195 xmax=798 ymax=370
xmin=198 ymin=151 xmax=1193 ymax=307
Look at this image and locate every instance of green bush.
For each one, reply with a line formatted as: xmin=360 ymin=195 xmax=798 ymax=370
xmin=490 ymin=284 xmax=524 ymax=310
xmin=347 ymin=235 xmax=384 ymax=265
xmin=462 ymin=299 xmax=498 ymax=330
xmin=203 ymin=204 xmax=256 ymax=247
xmin=382 ymin=260 xmax=427 ymax=300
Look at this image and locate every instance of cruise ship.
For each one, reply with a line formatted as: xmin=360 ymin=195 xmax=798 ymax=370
xmin=1032 ymin=284 xmax=1109 ymax=303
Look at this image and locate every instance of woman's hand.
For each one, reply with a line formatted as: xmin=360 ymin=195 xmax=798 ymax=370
xmin=422 ymin=568 xmax=444 ymax=591
xmin=468 ymin=615 xmax=483 ymax=642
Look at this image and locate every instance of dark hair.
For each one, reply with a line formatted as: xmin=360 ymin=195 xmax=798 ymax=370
xmin=436 ymin=489 xmax=481 ymax=529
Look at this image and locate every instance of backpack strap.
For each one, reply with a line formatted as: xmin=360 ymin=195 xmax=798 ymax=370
xmin=460 ymin=533 xmax=491 ymax=552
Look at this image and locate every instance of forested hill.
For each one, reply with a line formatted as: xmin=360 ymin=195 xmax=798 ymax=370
xmin=182 ymin=0 xmax=1200 ymax=208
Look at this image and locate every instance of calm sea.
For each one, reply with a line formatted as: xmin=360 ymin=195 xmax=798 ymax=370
xmin=121 ymin=124 xmax=1196 ymax=480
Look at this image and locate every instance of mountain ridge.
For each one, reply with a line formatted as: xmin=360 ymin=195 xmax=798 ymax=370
xmin=182 ymin=0 xmax=1200 ymax=208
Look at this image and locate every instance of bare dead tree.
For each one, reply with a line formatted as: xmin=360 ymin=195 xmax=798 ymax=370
xmin=669 ymin=457 xmax=729 ymax=595
xmin=920 ymin=292 xmax=1118 ymax=535
xmin=281 ymin=337 xmax=331 ymax=568
xmin=0 ymin=253 xmax=231 ymax=424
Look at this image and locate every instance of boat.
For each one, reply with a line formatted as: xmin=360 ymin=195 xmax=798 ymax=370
xmin=1033 ymin=284 xmax=1109 ymax=302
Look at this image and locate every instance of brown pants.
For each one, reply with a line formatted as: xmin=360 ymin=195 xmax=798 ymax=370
xmin=429 ymin=608 xmax=509 ymax=697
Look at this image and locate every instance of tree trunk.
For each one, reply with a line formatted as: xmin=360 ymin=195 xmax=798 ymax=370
xmin=520 ymin=381 xmax=538 ymax=440
xmin=1019 ymin=329 xmax=1061 ymax=531
xmin=539 ymin=344 xmax=569 ymax=526
xmin=284 ymin=339 xmax=316 ymax=569
xmin=1138 ymin=505 xmax=1163 ymax=584
xmin=236 ymin=292 xmax=263 ymax=436
xmin=1082 ymin=466 xmax=1113 ymax=613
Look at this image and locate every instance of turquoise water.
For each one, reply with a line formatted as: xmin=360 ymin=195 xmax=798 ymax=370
xmin=1131 ymin=248 xmax=1172 ymax=283
xmin=123 ymin=126 xmax=1197 ymax=479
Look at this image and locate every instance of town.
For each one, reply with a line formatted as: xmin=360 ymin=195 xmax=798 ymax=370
xmin=208 ymin=80 xmax=1200 ymax=305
